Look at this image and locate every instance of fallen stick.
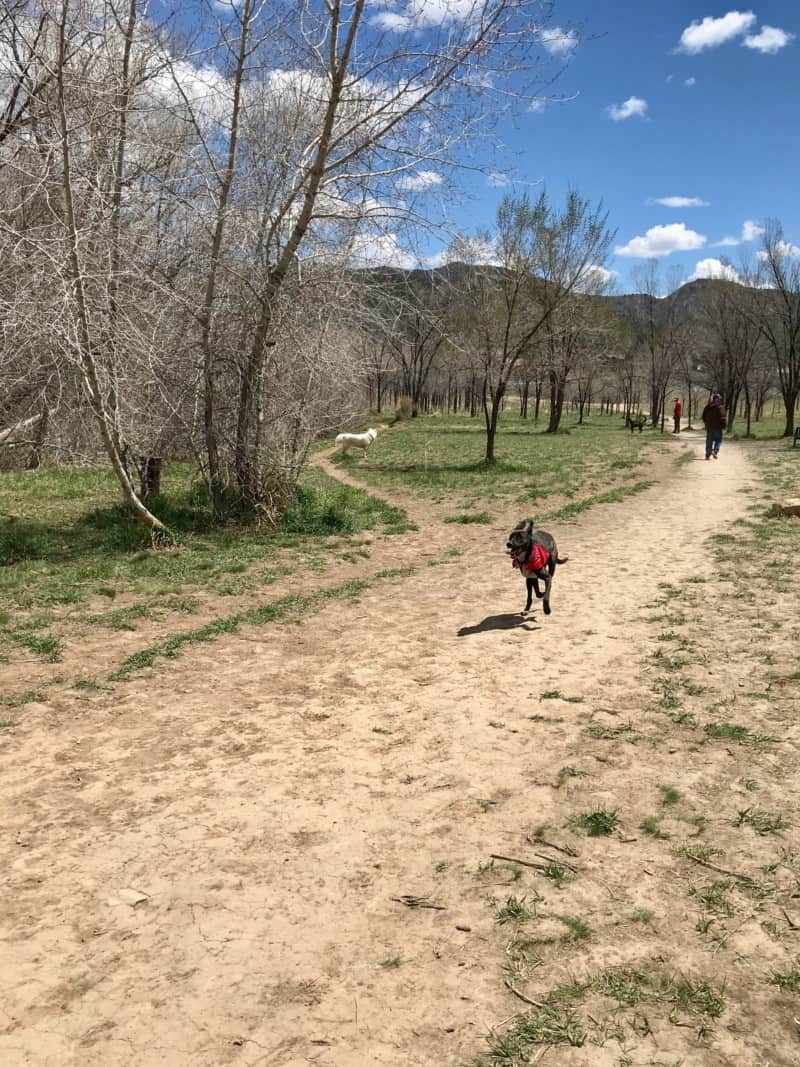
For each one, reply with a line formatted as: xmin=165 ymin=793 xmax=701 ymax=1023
xmin=391 ymin=895 xmax=446 ymax=910
xmin=504 ymin=979 xmax=547 ymax=1010
xmin=526 ymin=835 xmax=579 ymax=858
xmin=682 ymin=852 xmax=756 ymax=884
xmin=533 ymin=852 xmax=579 ymax=873
xmin=490 ymin=853 xmax=548 ymax=871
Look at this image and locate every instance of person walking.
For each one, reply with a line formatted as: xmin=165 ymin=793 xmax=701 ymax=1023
xmin=673 ymin=397 xmax=682 ymax=434
xmin=701 ymin=392 xmax=726 ymax=460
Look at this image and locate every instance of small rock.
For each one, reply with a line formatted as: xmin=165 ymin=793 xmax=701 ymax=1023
xmin=110 ymin=888 xmax=149 ymax=907
xmin=455 ymin=924 xmax=471 ymax=932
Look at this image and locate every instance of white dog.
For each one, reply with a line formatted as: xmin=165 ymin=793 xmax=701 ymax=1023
xmin=335 ymin=428 xmax=378 ymax=454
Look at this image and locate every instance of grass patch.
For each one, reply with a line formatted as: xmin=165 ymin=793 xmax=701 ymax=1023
xmin=109 ymin=578 xmax=381 ymax=680
xmin=0 ymin=689 xmax=44 ymax=708
xmin=543 ymin=480 xmax=653 ymax=523
xmin=555 ymin=766 xmax=589 ymax=788
xmin=556 ymin=914 xmax=591 ymax=940
xmin=443 ymin=511 xmax=492 ymax=524
xmin=541 ymin=865 xmax=574 ymax=888
xmin=734 ymin=808 xmax=788 ymax=835
xmin=641 ymin=816 xmax=668 ymax=839
xmin=704 ymin=722 xmax=776 ymax=745
xmin=474 ymin=967 xmax=725 ymax=1064
xmin=568 ymin=809 xmax=620 ymax=837
xmin=497 ymin=896 xmax=537 ymax=925
xmin=484 ymin=1004 xmax=586 ymax=1059
xmin=9 ymin=632 xmax=62 ymax=662
xmin=659 ymin=785 xmax=681 ymax=806
xmin=630 ymin=908 xmax=654 ymax=924
xmin=690 ymin=880 xmax=735 ymax=916
xmin=768 ymin=968 xmax=800 ymax=993
xmin=587 ymin=722 xmax=633 ymax=741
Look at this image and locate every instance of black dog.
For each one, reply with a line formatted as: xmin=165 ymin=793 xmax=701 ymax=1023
xmin=506 ymin=520 xmax=568 ymax=616
xmin=626 ymin=413 xmax=647 ymax=433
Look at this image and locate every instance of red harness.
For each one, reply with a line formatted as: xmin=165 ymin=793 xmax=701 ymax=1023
xmin=512 ymin=543 xmax=550 ymax=573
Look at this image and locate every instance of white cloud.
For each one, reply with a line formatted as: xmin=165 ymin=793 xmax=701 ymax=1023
xmin=691 ymin=258 xmax=741 ymax=282
xmin=616 ymin=223 xmax=707 ymax=258
xmin=742 ymin=219 xmax=765 ymax=241
xmin=487 ymin=171 xmax=511 ymax=187
xmin=743 ymin=25 xmax=795 ymax=53
xmin=540 ymin=26 xmax=579 ymax=56
xmin=677 ymin=10 xmax=756 ymax=53
xmin=397 ymin=170 xmax=443 ymax=192
xmin=685 ymin=77 xmax=697 ymax=86
xmin=371 ymin=0 xmax=478 ymax=32
xmin=653 ymin=196 xmax=709 ymax=208
xmin=529 ymin=97 xmax=546 ymax=113
xmin=576 ymin=264 xmax=617 ymax=292
xmin=757 ymin=239 xmax=800 ymax=260
xmin=713 ymin=236 xmax=740 ymax=247
xmin=348 ymin=231 xmax=418 ymax=270
xmin=607 ymin=96 xmax=648 ymax=121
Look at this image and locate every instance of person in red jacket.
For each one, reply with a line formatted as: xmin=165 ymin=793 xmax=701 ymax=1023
xmin=673 ymin=397 xmax=682 ymax=434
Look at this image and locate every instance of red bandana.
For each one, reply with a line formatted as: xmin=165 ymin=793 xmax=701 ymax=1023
xmin=512 ymin=543 xmax=549 ymax=573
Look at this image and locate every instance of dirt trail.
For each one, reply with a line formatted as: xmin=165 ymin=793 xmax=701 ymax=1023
xmin=1 ymin=436 xmax=767 ymax=1067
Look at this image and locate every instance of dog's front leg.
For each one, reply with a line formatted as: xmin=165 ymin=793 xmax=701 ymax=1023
xmin=524 ymin=578 xmax=534 ymax=613
xmin=532 ymin=577 xmax=544 ymax=599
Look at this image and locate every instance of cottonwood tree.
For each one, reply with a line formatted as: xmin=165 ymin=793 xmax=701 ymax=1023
xmin=455 ymin=191 xmax=613 ymax=461
xmin=539 ymin=276 xmax=615 ymax=433
xmin=696 ymin=280 xmax=763 ymax=433
xmin=747 ymin=222 xmax=800 ymax=436
xmin=627 ymin=262 xmax=686 ymax=429
xmin=168 ymin=0 xmax=576 ymax=515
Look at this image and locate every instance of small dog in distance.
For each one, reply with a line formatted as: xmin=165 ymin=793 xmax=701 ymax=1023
xmin=335 ymin=428 xmax=378 ymax=454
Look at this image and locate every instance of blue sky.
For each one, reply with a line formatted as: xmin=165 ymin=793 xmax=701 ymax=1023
xmin=447 ymin=2 xmax=800 ymax=291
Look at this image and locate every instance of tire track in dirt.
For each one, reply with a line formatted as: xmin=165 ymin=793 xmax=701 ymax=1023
xmin=0 ymin=435 xmax=762 ymax=1067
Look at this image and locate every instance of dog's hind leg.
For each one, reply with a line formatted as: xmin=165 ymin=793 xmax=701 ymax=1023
xmin=542 ymin=571 xmax=553 ymax=615
xmin=525 ymin=578 xmax=534 ymax=613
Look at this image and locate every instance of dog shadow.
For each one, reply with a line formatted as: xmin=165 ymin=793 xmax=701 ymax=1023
xmin=457 ymin=612 xmax=541 ymax=637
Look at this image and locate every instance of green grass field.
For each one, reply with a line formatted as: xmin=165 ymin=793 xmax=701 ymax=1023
xmin=0 ymin=462 xmax=410 ymax=674
xmin=333 ymin=412 xmax=667 ymax=505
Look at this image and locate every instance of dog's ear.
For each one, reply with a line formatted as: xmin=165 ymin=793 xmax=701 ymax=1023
xmin=525 ymin=520 xmax=533 ymax=533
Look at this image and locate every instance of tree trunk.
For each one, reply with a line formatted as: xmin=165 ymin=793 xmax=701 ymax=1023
xmin=483 ymin=379 xmax=503 ymax=463
xmin=55 ymin=0 xmax=167 ymax=535
xmin=27 ymin=407 xmax=49 ymax=469
xmin=546 ymin=372 xmax=565 ymax=433
xmin=139 ymin=457 xmax=162 ymax=500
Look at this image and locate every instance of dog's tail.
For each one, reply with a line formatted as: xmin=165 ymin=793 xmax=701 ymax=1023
xmin=556 ymin=555 xmax=569 ymax=564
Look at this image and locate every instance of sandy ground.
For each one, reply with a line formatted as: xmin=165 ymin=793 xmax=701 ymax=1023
xmin=2 ymin=433 xmax=799 ymax=1066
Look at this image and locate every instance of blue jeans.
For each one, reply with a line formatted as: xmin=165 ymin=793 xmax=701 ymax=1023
xmin=706 ymin=428 xmax=723 ymax=457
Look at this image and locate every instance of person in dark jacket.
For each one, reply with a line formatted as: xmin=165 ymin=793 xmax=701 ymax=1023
xmin=702 ymin=393 xmax=726 ymax=460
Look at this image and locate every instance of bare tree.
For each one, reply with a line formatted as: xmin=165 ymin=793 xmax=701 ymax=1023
xmin=748 ymin=221 xmax=800 ymax=436
xmin=628 ymin=262 xmax=685 ymax=430
xmin=695 ymin=280 xmax=763 ymax=432
xmin=455 ymin=191 xmax=613 ymax=462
